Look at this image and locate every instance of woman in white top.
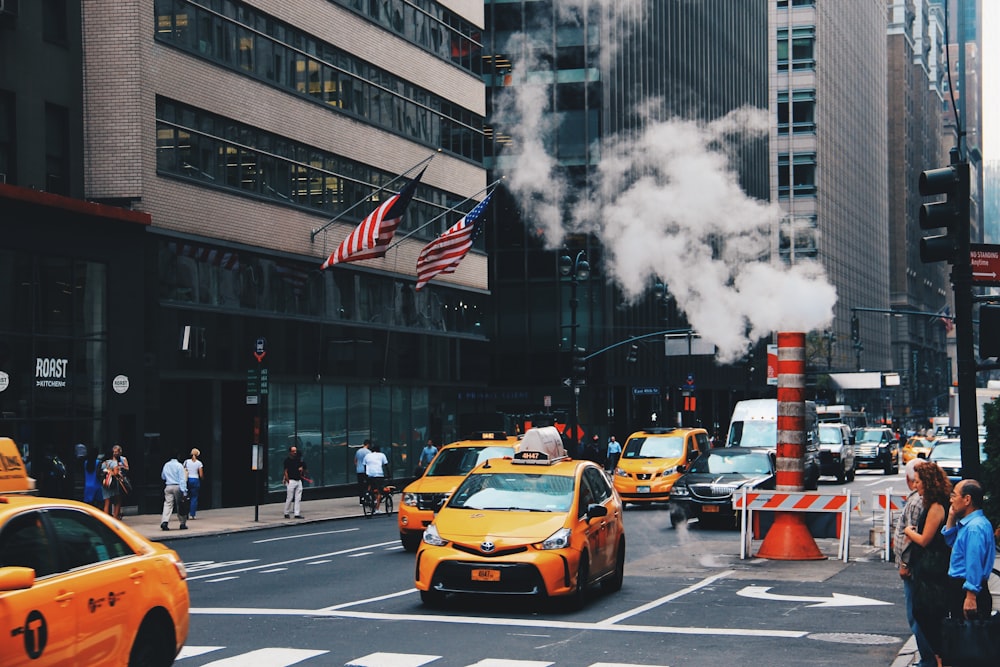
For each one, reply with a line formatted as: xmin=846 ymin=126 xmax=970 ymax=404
xmin=183 ymin=448 xmax=204 ymax=518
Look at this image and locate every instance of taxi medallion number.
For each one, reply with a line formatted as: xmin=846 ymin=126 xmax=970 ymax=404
xmin=471 ymin=568 xmax=500 ymax=582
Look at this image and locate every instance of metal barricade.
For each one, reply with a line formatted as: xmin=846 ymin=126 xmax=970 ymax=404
xmin=735 ymin=488 xmax=853 ymax=562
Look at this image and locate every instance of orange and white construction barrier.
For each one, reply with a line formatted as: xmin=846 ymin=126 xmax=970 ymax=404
xmin=755 ymin=332 xmax=825 ymax=560
xmin=736 ymin=488 xmax=854 ymax=562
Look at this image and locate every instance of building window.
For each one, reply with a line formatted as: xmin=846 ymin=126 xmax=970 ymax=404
xmin=0 ymin=90 xmax=13 ymax=184
xmin=45 ymin=103 xmax=69 ymax=196
xmin=777 ymin=27 xmax=815 ymax=71
xmin=42 ymin=0 xmax=69 ymax=45
xmin=777 ymin=152 xmax=817 ymax=198
xmin=777 ymin=90 xmax=816 ymax=134
xmin=779 ymin=215 xmax=818 ymax=263
xmin=777 ymin=0 xmax=816 ymax=8
xmin=153 ymin=0 xmax=484 ymax=163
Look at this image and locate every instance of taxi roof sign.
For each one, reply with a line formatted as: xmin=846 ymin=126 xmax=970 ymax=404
xmin=512 ymin=450 xmax=567 ymax=465
xmin=0 ymin=438 xmax=36 ymax=493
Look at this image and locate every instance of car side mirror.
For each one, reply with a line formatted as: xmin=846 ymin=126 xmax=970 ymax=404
xmin=676 ymin=464 xmax=686 ymax=474
xmin=586 ymin=504 xmax=608 ymax=520
xmin=0 ymin=566 xmax=35 ymax=592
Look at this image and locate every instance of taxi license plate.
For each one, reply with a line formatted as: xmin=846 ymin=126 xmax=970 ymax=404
xmin=703 ymin=505 xmax=720 ymax=513
xmin=637 ymin=486 xmax=650 ymax=493
xmin=471 ymin=569 xmax=500 ymax=582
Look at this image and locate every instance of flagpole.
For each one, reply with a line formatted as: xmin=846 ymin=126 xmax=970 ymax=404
xmin=385 ymin=178 xmax=503 ymax=252
xmin=309 ymin=151 xmax=439 ymax=242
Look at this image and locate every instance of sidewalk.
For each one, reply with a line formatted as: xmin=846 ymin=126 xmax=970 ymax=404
xmin=123 ymin=495 xmax=378 ymax=541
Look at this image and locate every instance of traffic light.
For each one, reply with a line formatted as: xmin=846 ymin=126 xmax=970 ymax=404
xmin=626 ymin=344 xmax=638 ymax=363
xmin=980 ymin=305 xmax=1000 ymax=359
xmin=850 ymin=313 xmax=860 ymax=345
xmin=571 ymin=346 xmax=587 ymax=381
xmin=918 ymin=154 xmax=968 ymax=264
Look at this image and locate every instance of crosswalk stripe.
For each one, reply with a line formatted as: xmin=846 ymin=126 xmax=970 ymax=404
xmin=201 ymin=648 xmax=329 ymax=666
xmin=177 ymin=646 xmax=225 ymax=659
xmin=466 ymin=661 xmax=553 ymax=666
xmin=345 ymin=653 xmax=441 ymax=667
xmin=590 ymin=664 xmax=671 ymax=667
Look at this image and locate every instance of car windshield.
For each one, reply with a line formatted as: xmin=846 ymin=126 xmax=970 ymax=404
xmin=448 ymin=472 xmax=575 ymax=512
xmin=690 ymin=451 xmax=772 ymax=475
xmin=426 ymin=446 xmax=515 ymax=476
xmin=729 ymin=421 xmax=776 ymax=448
xmin=929 ymin=441 xmax=985 ymax=462
xmin=622 ymin=436 xmax=684 ymax=459
xmin=818 ymin=427 xmax=844 ymax=445
xmin=856 ymin=429 xmax=887 ymax=443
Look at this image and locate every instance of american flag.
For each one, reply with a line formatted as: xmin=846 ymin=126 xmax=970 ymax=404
xmin=320 ymin=169 xmax=425 ymax=269
xmin=415 ymin=192 xmax=493 ymax=291
xmin=938 ymin=306 xmax=955 ymax=334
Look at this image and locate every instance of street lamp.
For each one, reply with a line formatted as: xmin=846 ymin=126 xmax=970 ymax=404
xmin=560 ymin=249 xmax=589 ymax=454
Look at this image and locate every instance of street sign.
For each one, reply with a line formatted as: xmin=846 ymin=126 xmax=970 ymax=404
xmin=971 ymin=244 xmax=1000 ymax=285
xmin=632 ymin=386 xmax=659 ymax=395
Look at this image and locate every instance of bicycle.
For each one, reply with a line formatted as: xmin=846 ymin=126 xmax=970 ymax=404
xmin=361 ymin=480 xmax=396 ymax=517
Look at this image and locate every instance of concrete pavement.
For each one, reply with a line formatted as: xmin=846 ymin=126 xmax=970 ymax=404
xmin=120 ymin=497 xmax=920 ymax=667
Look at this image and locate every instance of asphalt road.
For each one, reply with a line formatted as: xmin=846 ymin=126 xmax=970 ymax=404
xmin=163 ymin=470 xmax=914 ymax=667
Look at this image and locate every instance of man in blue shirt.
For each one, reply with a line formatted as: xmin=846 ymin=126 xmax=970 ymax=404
xmin=941 ymin=479 xmax=995 ymax=619
xmin=160 ymin=451 xmax=188 ymax=531
xmin=417 ymin=439 xmax=437 ymax=475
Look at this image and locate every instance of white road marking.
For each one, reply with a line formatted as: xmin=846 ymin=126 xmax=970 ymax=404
xmin=320 ymin=587 xmax=416 ymax=611
xmin=200 ymin=648 xmax=328 ymax=666
xmin=737 ymin=585 xmax=892 ymax=608
xmin=306 ymin=560 xmax=332 ymax=565
xmin=347 ymin=552 xmax=374 ymax=557
xmin=260 ymin=568 xmax=288 ymax=573
xmin=466 ymin=661 xmax=552 ymax=667
xmin=205 ymin=576 xmax=240 ymax=583
xmin=176 ymin=645 xmax=225 ymax=659
xmin=185 ymin=541 xmax=398 ymax=581
xmin=190 ymin=606 xmax=806 ymax=639
xmin=185 ymin=559 xmax=257 ymax=573
xmin=595 ymin=570 xmax=733 ymax=625
xmin=345 ymin=653 xmax=440 ymax=667
xmin=254 ymin=528 xmax=359 ymax=544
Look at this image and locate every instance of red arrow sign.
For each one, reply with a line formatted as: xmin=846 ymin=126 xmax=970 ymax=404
xmin=971 ymin=244 xmax=1000 ymax=285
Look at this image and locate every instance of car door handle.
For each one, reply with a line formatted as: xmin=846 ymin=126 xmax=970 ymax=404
xmin=129 ymin=569 xmax=146 ymax=582
xmin=54 ymin=591 xmax=75 ymax=604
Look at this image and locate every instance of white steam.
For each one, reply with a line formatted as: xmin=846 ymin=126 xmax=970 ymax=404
xmin=493 ymin=22 xmax=837 ymax=363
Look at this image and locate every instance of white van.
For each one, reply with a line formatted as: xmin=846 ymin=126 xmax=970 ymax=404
xmin=725 ymin=399 xmax=820 ymax=489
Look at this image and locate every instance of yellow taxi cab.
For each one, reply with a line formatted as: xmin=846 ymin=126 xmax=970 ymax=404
xmin=398 ymin=431 xmax=521 ymax=551
xmin=0 ymin=438 xmax=189 ymax=667
xmin=414 ymin=446 xmax=625 ymax=610
xmin=612 ymin=427 xmax=710 ymax=505
xmin=901 ymin=435 xmax=936 ymax=464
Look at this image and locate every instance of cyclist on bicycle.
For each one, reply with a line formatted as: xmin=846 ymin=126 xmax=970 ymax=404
xmin=363 ymin=443 xmax=390 ymax=510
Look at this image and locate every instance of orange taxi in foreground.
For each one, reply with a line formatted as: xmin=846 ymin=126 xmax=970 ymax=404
xmin=0 ymin=438 xmax=189 ymax=667
xmin=398 ymin=431 xmax=520 ymax=551
xmin=415 ymin=450 xmax=625 ymax=610
xmin=612 ymin=427 xmax=710 ymax=505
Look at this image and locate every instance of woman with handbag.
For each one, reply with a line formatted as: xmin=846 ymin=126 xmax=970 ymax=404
xmin=101 ymin=443 xmax=130 ymax=519
xmin=903 ymin=460 xmax=953 ymax=665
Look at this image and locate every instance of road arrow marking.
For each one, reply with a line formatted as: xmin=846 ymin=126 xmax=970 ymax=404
xmin=736 ymin=585 xmax=892 ymax=608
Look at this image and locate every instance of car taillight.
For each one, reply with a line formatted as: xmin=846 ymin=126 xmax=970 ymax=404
xmin=170 ymin=555 xmax=188 ymax=580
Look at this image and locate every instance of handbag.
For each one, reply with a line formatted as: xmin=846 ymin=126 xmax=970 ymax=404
xmin=117 ymin=470 xmax=132 ymax=495
xmin=940 ymin=613 xmax=1000 ymax=666
xmin=102 ymin=469 xmax=115 ymax=489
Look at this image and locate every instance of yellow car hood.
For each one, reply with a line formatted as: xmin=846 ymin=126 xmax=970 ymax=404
xmin=434 ymin=509 xmax=568 ymax=545
xmin=404 ymin=475 xmax=468 ymax=494
xmin=619 ymin=457 xmax=681 ymax=473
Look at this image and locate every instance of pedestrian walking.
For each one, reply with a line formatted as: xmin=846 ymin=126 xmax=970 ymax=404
xmin=160 ymin=451 xmax=188 ymax=531
xmin=606 ymin=435 xmax=622 ymax=471
xmin=82 ymin=446 xmax=102 ymax=506
xmin=282 ymin=445 xmax=307 ymax=519
xmin=355 ymin=440 xmax=371 ymax=502
xmin=416 ymin=438 xmax=437 ymax=476
xmin=183 ymin=448 xmax=204 ymax=519
xmin=101 ymin=444 xmax=129 ymax=519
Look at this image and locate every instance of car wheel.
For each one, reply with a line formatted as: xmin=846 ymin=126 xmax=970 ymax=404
xmin=846 ymin=465 xmax=856 ymax=482
xmin=805 ymin=471 xmax=819 ymax=490
xmin=601 ymin=540 xmax=625 ymax=593
xmin=128 ymin=611 xmax=176 ymax=667
xmin=420 ymin=588 xmax=446 ymax=607
xmin=400 ymin=532 xmax=422 ymax=553
xmin=836 ymin=463 xmax=846 ymax=484
xmin=883 ymin=455 xmax=893 ymax=475
xmin=564 ymin=555 xmax=589 ymax=612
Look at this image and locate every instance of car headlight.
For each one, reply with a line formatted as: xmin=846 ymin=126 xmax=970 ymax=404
xmin=422 ymin=523 xmax=448 ymax=547
xmin=541 ymin=527 xmax=572 ymax=550
xmin=614 ymin=467 xmax=628 ymax=477
xmin=403 ymin=492 xmax=418 ymax=507
xmin=661 ymin=466 xmax=677 ymax=476
xmin=670 ymin=485 xmax=689 ymax=497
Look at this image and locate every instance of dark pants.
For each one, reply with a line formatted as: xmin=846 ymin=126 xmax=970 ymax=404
xmin=947 ymin=577 xmax=993 ymax=619
xmin=356 ymin=472 xmax=367 ymax=500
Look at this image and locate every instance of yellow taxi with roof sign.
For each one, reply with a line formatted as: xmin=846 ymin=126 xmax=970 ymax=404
xmin=398 ymin=431 xmax=521 ymax=552
xmin=0 ymin=438 xmax=189 ymax=666
xmin=612 ymin=427 xmax=710 ymax=505
xmin=414 ymin=430 xmax=625 ymax=610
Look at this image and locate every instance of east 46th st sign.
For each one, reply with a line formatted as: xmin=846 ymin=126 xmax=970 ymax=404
xmin=971 ymin=244 xmax=1000 ymax=285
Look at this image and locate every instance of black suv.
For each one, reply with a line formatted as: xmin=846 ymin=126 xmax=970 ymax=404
xmin=853 ymin=427 xmax=899 ymax=475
